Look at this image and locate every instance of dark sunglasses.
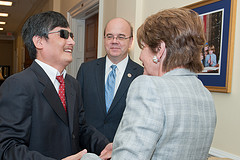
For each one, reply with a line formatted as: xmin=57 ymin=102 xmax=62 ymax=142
xmin=48 ymin=29 xmax=74 ymax=39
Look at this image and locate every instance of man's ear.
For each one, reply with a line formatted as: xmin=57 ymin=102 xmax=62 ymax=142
xmin=32 ymin=36 xmax=43 ymax=49
xmin=128 ymin=37 xmax=134 ymax=49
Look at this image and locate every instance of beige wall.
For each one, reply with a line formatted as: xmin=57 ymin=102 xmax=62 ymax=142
xmin=100 ymin=0 xmax=117 ymax=57
xmin=116 ymin=0 xmax=136 ymax=60
xmin=53 ymin=0 xmax=60 ymax=12
xmin=60 ymin=0 xmax=79 ymax=18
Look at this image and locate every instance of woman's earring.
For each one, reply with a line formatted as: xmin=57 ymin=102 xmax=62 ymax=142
xmin=153 ymin=56 xmax=158 ymax=64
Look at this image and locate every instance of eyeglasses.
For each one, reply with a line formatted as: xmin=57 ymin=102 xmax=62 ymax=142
xmin=104 ymin=34 xmax=132 ymax=41
xmin=48 ymin=29 xmax=74 ymax=39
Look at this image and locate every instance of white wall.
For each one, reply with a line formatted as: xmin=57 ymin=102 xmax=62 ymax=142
xmin=100 ymin=0 xmax=117 ymax=57
xmin=116 ymin=0 xmax=136 ymax=59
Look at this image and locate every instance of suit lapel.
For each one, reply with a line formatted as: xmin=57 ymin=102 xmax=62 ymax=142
xmin=42 ymin=87 xmax=68 ymax=125
xmin=30 ymin=61 xmax=68 ymax=125
xmin=65 ymin=75 xmax=76 ymax=133
xmin=95 ymin=58 xmax=107 ymax=114
xmin=108 ymin=59 xmax=137 ymax=113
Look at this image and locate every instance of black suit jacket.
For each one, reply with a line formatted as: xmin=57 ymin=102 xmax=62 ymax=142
xmin=0 ymin=61 xmax=109 ymax=160
xmin=76 ymin=57 xmax=143 ymax=142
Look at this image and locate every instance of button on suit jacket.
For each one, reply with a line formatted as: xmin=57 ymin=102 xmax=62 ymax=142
xmin=0 ymin=61 xmax=109 ymax=160
xmin=77 ymin=57 xmax=143 ymax=142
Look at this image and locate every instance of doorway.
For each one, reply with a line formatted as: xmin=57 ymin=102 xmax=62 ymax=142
xmin=84 ymin=13 xmax=98 ymax=62
xmin=67 ymin=0 xmax=99 ymax=77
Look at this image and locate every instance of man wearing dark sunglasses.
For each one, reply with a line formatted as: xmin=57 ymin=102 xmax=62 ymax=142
xmin=48 ymin=29 xmax=74 ymax=39
xmin=0 ymin=11 xmax=112 ymax=160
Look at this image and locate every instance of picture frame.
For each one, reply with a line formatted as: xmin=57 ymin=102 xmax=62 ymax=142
xmin=185 ymin=0 xmax=237 ymax=93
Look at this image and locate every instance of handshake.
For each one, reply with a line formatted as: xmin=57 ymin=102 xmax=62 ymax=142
xmin=63 ymin=143 xmax=112 ymax=160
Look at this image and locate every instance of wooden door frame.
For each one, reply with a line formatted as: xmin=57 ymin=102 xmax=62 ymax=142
xmin=67 ymin=0 xmax=103 ymax=77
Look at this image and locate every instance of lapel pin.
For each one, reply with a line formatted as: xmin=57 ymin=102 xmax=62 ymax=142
xmin=127 ymin=73 xmax=132 ymax=78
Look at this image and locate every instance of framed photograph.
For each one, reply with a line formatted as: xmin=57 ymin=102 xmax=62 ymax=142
xmin=185 ymin=0 xmax=237 ymax=93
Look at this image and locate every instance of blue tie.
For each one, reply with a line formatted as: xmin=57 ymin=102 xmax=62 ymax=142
xmin=105 ymin=65 xmax=117 ymax=112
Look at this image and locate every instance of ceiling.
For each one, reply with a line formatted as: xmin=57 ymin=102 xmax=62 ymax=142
xmin=0 ymin=0 xmax=42 ymax=39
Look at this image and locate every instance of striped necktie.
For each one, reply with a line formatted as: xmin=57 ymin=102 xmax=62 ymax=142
xmin=105 ymin=65 xmax=117 ymax=112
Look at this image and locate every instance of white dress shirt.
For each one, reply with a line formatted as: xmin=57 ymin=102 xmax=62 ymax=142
xmin=105 ymin=55 xmax=129 ymax=96
xmin=35 ymin=59 xmax=66 ymax=93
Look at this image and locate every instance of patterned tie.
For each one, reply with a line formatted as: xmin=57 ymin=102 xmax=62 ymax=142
xmin=105 ymin=65 xmax=117 ymax=112
xmin=56 ymin=75 xmax=67 ymax=112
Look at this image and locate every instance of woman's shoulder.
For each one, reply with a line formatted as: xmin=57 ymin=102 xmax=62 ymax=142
xmin=131 ymin=75 xmax=164 ymax=89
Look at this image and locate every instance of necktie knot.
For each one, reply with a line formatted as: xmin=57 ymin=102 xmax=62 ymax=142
xmin=110 ymin=65 xmax=117 ymax=78
xmin=111 ymin=64 xmax=117 ymax=71
xmin=56 ymin=75 xmax=64 ymax=84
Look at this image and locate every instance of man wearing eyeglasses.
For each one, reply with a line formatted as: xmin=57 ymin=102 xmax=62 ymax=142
xmin=0 ymin=11 xmax=112 ymax=160
xmin=76 ymin=18 xmax=143 ymax=142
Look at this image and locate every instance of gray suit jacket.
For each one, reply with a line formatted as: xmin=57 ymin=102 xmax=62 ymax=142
xmin=81 ymin=68 xmax=216 ymax=160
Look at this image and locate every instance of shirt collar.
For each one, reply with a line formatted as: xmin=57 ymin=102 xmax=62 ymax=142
xmin=106 ymin=55 xmax=129 ymax=73
xmin=35 ymin=59 xmax=66 ymax=84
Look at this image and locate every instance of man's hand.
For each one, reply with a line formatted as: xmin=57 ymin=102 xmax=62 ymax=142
xmin=99 ymin=143 xmax=113 ymax=160
xmin=62 ymin=149 xmax=87 ymax=160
